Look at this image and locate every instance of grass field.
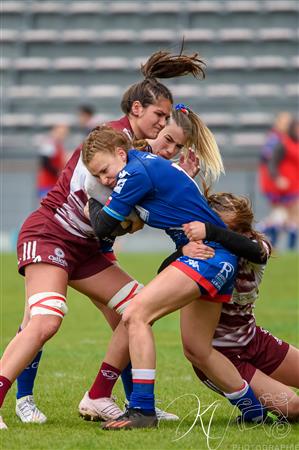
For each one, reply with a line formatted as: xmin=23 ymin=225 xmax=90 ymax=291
xmin=1 ymin=252 xmax=298 ymax=450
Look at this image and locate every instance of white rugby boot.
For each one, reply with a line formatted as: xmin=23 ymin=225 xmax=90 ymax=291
xmin=79 ymin=392 xmax=123 ymax=421
xmin=124 ymin=400 xmax=179 ymax=421
xmin=0 ymin=416 xmax=8 ymax=429
xmin=16 ymin=395 xmax=47 ymax=423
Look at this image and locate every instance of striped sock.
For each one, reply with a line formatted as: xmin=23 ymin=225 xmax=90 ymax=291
xmin=224 ymin=381 xmax=266 ymax=422
xmin=130 ymin=369 xmax=155 ymax=414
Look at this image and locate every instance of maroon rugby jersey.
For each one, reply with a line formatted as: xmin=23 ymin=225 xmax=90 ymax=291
xmin=39 ymin=117 xmax=133 ymax=239
xmin=213 ymin=241 xmax=270 ymax=348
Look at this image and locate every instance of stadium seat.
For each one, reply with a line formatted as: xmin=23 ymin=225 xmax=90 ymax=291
xmin=1 ymin=1 xmax=25 ymax=13
xmin=1 ymin=29 xmax=20 ymax=42
xmin=182 ymin=29 xmax=216 ymax=42
xmin=245 ymin=84 xmax=282 ymax=97
xmin=264 ymin=0 xmax=298 ymax=13
xmin=22 ymin=29 xmax=58 ymax=42
xmin=62 ymin=30 xmax=99 ymax=42
xmin=206 ymin=85 xmax=241 ymax=97
xmin=201 ymin=113 xmax=234 ymax=127
xmin=86 ymin=85 xmax=123 ymax=98
xmin=251 ymin=56 xmax=287 ymax=69
xmin=30 ymin=1 xmax=65 ymax=13
xmin=53 ymin=58 xmax=91 ymax=70
xmin=238 ymin=113 xmax=273 ymax=127
xmin=139 ymin=29 xmax=176 ymax=42
xmin=285 ymin=84 xmax=299 ymax=96
xmin=225 ymin=1 xmax=260 ymax=12
xmin=100 ymin=30 xmax=137 ymax=42
xmin=67 ymin=2 xmax=104 ymax=14
xmin=258 ymin=28 xmax=296 ymax=41
xmin=46 ymin=86 xmax=83 ymax=98
xmin=2 ymin=113 xmax=36 ymax=127
xmin=210 ymin=57 xmax=248 ymax=70
xmin=93 ymin=57 xmax=129 ymax=70
xmin=39 ymin=113 xmax=74 ymax=127
xmin=232 ymin=133 xmax=265 ymax=147
xmin=186 ymin=1 xmax=221 ymax=13
xmin=292 ymin=55 xmax=299 ymax=68
xmin=219 ymin=29 xmax=254 ymax=41
xmin=14 ymin=58 xmax=51 ymax=70
xmin=7 ymin=86 xmax=43 ymax=98
xmin=146 ymin=2 xmax=182 ymax=13
xmin=0 ymin=58 xmax=12 ymax=70
xmin=108 ymin=1 xmax=144 ymax=13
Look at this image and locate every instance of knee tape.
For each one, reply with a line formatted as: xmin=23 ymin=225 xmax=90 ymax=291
xmin=28 ymin=292 xmax=68 ymax=319
xmin=107 ymin=281 xmax=143 ymax=315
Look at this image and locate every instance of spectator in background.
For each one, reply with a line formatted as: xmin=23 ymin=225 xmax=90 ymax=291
xmin=259 ymin=116 xmax=299 ymax=250
xmin=36 ymin=124 xmax=69 ymax=201
xmin=78 ymin=104 xmax=95 ymax=134
xmin=259 ymin=112 xmax=291 ymax=247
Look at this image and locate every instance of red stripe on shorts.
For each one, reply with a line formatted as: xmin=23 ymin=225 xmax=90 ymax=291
xmin=171 ymin=260 xmax=218 ymax=297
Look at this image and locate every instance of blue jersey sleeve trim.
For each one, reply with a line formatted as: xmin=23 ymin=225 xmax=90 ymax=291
xmin=103 ymin=206 xmax=125 ymax=222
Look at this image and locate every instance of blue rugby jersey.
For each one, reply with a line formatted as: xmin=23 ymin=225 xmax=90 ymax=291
xmin=104 ymin=150 xmax=226 ymax=249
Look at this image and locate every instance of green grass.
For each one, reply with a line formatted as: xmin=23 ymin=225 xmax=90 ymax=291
xmin=1 ymin=252 xmax=298 ymax=450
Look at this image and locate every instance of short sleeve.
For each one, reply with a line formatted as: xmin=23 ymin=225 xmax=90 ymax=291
xmin=103 ymin=163 xmax=153 ymax=220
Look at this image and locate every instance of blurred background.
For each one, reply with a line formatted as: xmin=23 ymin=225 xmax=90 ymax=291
xmin=1 ymin=0 xmax=298 ymax=252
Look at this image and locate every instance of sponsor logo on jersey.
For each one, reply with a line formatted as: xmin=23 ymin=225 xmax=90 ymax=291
xmin=186 ymin=258 xmax=200 ymax=271
xmin=210 ymin=261 xmax=235 ymax=291
xmin=145 ymin=154 xmax=157 ymax=159
xmin=101 ymin=369 xmax=119 ymax=380
xmin=118 ymin=170 xmax=130 ymax=179
xmin=114 ymin=178 xmax=127 ymax=194
xmin=219 ymin=261 xmax=235 ymax=278
xmin=48 ymin=248 xmax=68 ymax=267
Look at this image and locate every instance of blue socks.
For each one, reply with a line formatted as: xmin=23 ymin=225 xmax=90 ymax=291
xmin=16 ymin=350 xmax=42 ymax=399
xmin=225 ymin=381 xmax=266 ymax=423
xmin=130 ymin=369 xmax=155 ymax=414
xmin=121 ymin=362 xmax=133 ymax=402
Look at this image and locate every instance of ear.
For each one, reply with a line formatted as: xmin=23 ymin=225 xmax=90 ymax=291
xmin=131 ymin=100 xmax=143 ymax=117
xmin=115 ymin=147 xmax=127 ymax=162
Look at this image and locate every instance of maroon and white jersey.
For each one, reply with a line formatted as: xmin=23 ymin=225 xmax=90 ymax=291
xmin=213 ymin=241 xmax=270 ymax=348
xmin=40 ymin=116 xmax=133 ymax=239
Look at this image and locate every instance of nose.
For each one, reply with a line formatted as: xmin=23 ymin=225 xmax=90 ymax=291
xmin=99 ymin=175 xmax=109 ymax=186
xmin=159 ymin=116 xmax=167 ymax=129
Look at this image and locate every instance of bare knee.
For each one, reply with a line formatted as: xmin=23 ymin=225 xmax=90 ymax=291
xmin=182 ymin=340 xmax=212 ymax=367
xmin=122 ymin=302 xmax=148 ymax=329
xmin=28 ymin=315 xmax=61 ymax=344
xmin=285 ymin=396 xmax=299 ymax=421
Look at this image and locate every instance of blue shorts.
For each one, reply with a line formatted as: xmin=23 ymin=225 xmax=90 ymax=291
xmin=171 ymin=248 xmax=237 ymax=303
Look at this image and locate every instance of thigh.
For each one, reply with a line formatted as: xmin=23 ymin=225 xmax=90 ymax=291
xmin=25 ymin=262 xmax=68 ymax=299
xmin=69 ymin=264 xmax=133 ymax=305
xmin=89 ymin=299 xmax=121 ymax=330
xmin=123 ymin=266 xmax=200 ymax=325
xmin=180 ymin=300 xmax=222 ymax=350
xmin=250 ymin=368 xmax=299 ymax=417
xmin=270 ymin=345 xmax=299 ymax=388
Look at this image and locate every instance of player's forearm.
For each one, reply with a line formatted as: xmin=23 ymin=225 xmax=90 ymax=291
xmin=205 ymin=223 xmax=267 ymax=264
xmin=89 ymin=198 xmax=121 ymax=239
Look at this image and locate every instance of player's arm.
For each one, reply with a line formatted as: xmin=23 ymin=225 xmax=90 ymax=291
xmin=184 ymin=222 xmax=269 ymax=264
xmin=89 ymin=198 xmax=122 ymax=239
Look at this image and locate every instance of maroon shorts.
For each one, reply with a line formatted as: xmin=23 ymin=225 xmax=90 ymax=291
xmin=17 ymin=209 xmax=112 ymax=280
xmin=193 ymin=326 xmax=289 ymax=392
